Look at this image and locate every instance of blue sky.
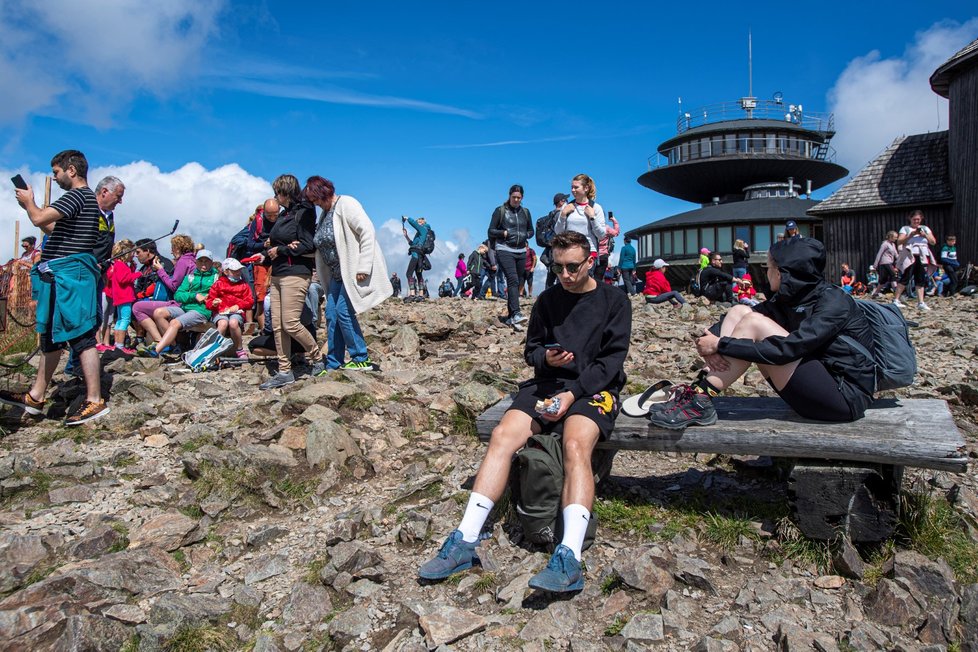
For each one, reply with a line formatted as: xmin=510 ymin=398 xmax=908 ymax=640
xmin=1 ymin=1 xmax=975 ymax=288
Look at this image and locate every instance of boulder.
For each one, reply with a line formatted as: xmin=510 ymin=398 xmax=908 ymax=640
xmin=420 ymin=606 xmax=487 ymax=647
xmin=129 ymin=513 xmax=198 ymax=551
xmin=305 ymin=420 xmax=361 ymax=469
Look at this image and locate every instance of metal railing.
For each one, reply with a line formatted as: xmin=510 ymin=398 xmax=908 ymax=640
xmin=676 ymin=99 xmax=833 ymax=134
xmin=649 ymin=135 xmax=836 ymax=170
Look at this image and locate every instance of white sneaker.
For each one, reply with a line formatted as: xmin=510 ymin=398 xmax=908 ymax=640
xmin=917 ymin=302 xmax=931 ymax=311
xmin=893 ymin=299 xmax=905 ymax=308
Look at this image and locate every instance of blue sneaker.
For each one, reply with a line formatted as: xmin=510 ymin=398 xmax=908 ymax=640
xmin=528 ymin=544 xmax=584 ymax=593
xmin=418 ymin=530 xmax=479 ymax=580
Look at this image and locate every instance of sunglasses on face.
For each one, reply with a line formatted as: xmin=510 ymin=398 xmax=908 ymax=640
xmin=550 ymin=259 xmax=589 ymax=275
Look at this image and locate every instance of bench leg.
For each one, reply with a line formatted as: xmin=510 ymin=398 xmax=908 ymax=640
xmin=788 ymin=462 xmax=903 ymax=543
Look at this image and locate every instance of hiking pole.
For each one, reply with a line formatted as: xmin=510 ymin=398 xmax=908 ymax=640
xmin=101 ymin=220 xmax=180 ymax=266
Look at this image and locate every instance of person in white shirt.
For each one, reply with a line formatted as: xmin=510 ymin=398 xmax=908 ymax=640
xmin=894 ymin=209 xmax=938 ymax=311
xmin=554 ymin=174 xmax=607 ymax=269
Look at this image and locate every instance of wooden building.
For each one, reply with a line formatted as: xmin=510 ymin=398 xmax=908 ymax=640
xmin=809 ymin=37 xmax=978 ymax=281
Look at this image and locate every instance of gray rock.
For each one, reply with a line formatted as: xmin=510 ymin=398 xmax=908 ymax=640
xmin=48 ymin=484 xmax=94 ymax=504
xmin=496 ymin=573 xmax=532 ymax=609
xmin=245 ymin=552 xmax=290 ymax=585
xmin=692 ymin=636 xmax=737 ymax=652
xmin=148 ymin=593 xmax=231 ymax=626
xmin=328 ymin=607 xmax=374 ymax=646
xmin=283 ymin=381 xmax=358 ymax=412
xmin=451 ymin=382 xmax=504 ymax=414
xmin=833 ymin=538 xmax=867 ymax=580
xmin=620 ymin=612 xmax=664 ymax=642
xmin=68 ymin=526 xmax=123 ymax=560
xmin=128 ymin=512 xmax=198 ymax=551
xmin=865 ymin=578 xmax=922 ymax=627
xmin=675 ymin=554 xmax=718 ymax=595
xmin=390 ymin=325 xmax=420 ymax=357
xmin=239 ymin=443 xmax=299 ymax=469
xmin=246 ymin=524 xmax=288 ymax=548
xmin=520 ymin=602 xmax=579 ymax=641
xmin=892 ymin=550 xmax=956 ymax=600
xmin=305 ymin=419 xmax=361 ymax=469
xmin=612 ymin=546 xmax=674 ymax=600
xmin=961 ymin=584 xmax=978 ymax=644
xmin=419 ymin=605 xmax=487 ymax=647
xmin=0 ymin=533 xmax=52 ymax=593
xmin=103 ymin=603 xmax=147 ymax=624
xmin=253 ymin=633 xmax=283 ymax=652
xmin=322 ymin=516 xmax=361 ymax=545
xmin=281 ymin=582 xmax=332 ymax=625
xmin=710 ymin=615 xmax=742 ymax=641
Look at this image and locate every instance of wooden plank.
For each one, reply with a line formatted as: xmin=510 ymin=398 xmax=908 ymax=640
xmin=475 ymin=396 xmax=968 ymax=472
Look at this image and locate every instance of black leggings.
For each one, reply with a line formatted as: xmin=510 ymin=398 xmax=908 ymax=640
xmin=768 ymin=358 xmax=852 ymax=422
xmin=407 ymin=256 xmax=423 ymax=287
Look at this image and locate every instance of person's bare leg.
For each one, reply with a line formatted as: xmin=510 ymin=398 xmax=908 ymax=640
xmin=228 ymin=319 xmax=243 ymax=351
xmin=29 ymin=350 xmax=62 ymax=401
xmin=894 ymin=282 xmax=906 ymax=302
xmin=718 ymin=303 xmax=753 ymax=337
xmin=561 ymin=415 xmax=600 ymax=509
xmin=151 ymin=308 xmax=172 ymax=337
xmin=78 ymin=347 xmax=102 ymax=403
xmin=154 ymin=321 xmax=182 ymax=353
xmin=138 ymin=317 xmax=163 ymax=343
xmin=706 ymin=311 xmax=792 ymax=390
xmin=472 ymin=410 xmax=540 ymax=500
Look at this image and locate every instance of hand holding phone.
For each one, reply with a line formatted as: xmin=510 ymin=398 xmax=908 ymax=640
xmin=544 ymin=343 xmax=564 ymax=353
xmin=11 ymin=174 xmax=28 ymax=190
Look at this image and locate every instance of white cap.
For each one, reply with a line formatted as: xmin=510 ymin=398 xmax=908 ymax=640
xmin=222 ymin=258 xmax=243 ymax=271
xmin=196 ymin=249 xmax=214 ymax=261
xmin=653 ymin=258 xmax=669 ymax=269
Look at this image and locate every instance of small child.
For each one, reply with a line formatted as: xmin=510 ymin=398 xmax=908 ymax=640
xmin=206 ymin=258 xmax=255 ymax=358
xmin=736 ymin=272 xmax=759 ymax=307
xmin=840 ymin=263 xmax=854 ymax=294
xmin=866 ymin=266 xmax=879 ymax=295
xmin=699 ymin=247 xmax=710 ymax=271
xmin=928 ymin=268 xmax=950 ymax=297
xmin=105 ymin=239 xmax=140 ymax=355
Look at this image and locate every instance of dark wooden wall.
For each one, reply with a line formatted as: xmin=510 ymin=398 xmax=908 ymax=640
xmin=821 ymin=206 xmax=954 ymax=285
xmin=948 ymin=66 xmax=978 ymax=269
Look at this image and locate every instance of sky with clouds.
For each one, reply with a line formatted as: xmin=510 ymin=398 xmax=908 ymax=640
xmin=0 ymin=1 xmax=975 ymax=291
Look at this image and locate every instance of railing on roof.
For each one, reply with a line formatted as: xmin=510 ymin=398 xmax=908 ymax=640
xmin=648 ymin=135 xmax=837 ymax=170
xmin=676 ymin=99 xmax=834 ymax=134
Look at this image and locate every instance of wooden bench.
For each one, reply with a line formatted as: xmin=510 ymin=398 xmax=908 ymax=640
xmin=476 ymin=396 xmax=969 ymax=542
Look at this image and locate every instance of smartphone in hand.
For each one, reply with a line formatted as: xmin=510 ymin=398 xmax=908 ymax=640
xmin=545 ymin=343 xmax=565 ymax=353
xmin=11 ymin=174 xmax=27 ymax=190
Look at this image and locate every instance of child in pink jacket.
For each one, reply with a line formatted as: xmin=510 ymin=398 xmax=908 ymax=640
xmin=105 ymin=239 xmax=141 ymax=354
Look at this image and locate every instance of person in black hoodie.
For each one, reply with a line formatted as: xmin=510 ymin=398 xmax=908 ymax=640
xmin=487 ymin=184 xmax=533 ymax=325
xmin=256 ymin=174 xmax=320 ymax=390
xmin=649 ymin=236 xmax=875 ymax=429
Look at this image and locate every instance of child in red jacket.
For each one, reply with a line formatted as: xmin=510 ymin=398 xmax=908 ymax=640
xmin=736 ymin=272 xmax=759 ymax=307
xmin=105 ymin=239 xmax=141 ymax=354
xmin=206 ymin=258 xmax=255 ymax=358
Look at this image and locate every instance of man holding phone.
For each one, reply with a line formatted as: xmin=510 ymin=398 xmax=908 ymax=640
xmin=419 ymin=230 xmax=631 ymax=593
xmin=0 ymin=150 xmax=109 ymax=425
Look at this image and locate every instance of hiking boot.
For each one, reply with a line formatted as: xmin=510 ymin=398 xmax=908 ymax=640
xmin=340 ymin=360 xmax=379 ymax=371
xmin=0 ymin=390 xmax=45 ymax=416
xmin=259 ymin=371 xmax=295 ymax=390
xmin=917 ymin=301 xmax=931 ymax=311
xmin=646 ymin=384 xmax=689 ymax=415
xmin=64 ymin=399 xmax=110 ymax=426
xmin=510 ymin=312 xmax=527 ymax=326
xmin=647 ymin=385 xmax=717 ymax=429
xmin=418 ymin=530 xmax=479 ymax=580
xmin=310 ymin=360 xmax=329 ymax=377
xmin=528 ymin=544 xmax=584 ymax=593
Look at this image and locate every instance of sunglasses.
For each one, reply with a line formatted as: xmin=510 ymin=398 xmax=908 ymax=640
xmin=550 ymin=259 xmax=589 ymax=275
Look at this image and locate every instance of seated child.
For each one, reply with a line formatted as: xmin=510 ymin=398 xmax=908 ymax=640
xmin=206 ymin=258 xmax=255 ymax=359
xmin=928 ymin=268 xmax=950 ymax=297
xmin=866 ymin=266 xmax=879 ymax=296
xmin=736 ymin=272 xmax=760 ymax=307
xmin=840 ymin=263 xmax=854 ymax=294
xmin=140 ymin=250 xmax=218 ymax=357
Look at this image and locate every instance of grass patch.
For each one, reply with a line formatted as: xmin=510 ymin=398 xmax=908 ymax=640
xmin=37 ymin=428 xmax=73 ymax=444
xmin=179 ymin=504 xmax=204 ymax=519
xmin=861 ymin=540 xmax=895 ymax=588
xmin=111 ymin=451 xmax=139 ymax=468
xmin=593 ymin=497 xmax=699 ymax=540
xmin=23 ymin=563 xmax=59 ymax=587
xmin=600 ymin=572 xmax=624 ymax=595
xmin=604 ymin=614 xmax=628 ymax=636
xmin=163 ymin=624 xmax=237 ymax=651
xmin=771 ymin=518 xmax=833 ymax=573
xmin=302 ymin=632 xmax=337 ymax=652
xmin=900 ymin=489 xmax=978 ymax=583
xmin=275 ymin=476 xmax=315 ymax=502
xmin=444 ymin=572 xmax=465 ymax=586
xmin=703 ymin=512 xmax=760 ymax=550
xmin=179 ymin=435 xmax=213 ymax=453
xmin=450 ymin=405 xmax=477 ymax=438
xmin=170 ymin=549 xmax=190 ymax=572
xmin=305 ymin=554 xmax=331 ymax=584
xmin=338 ymin=392 xmax=375 ymax=411
xmin=109 ymin=522 xmax=130 ymax=553
xmin=473 ymin=572 xmax=497 ymax=592
xmin=119 ymin=634 xmax=141 ymax=652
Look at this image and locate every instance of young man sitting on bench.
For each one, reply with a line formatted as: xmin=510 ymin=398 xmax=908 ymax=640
xmin=418 ymin=231 xmax=631 ymax=592
xmin=649 ymin=236 xmax=876 ymax=429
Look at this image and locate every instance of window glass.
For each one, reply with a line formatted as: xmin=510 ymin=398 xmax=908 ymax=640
xmin=651 ymin=233 xmax=659 ymax=257
xmin=735 ymin=225 xmax=750 ymax=245
xmin=799 ymin=223 xmax=811 ymax=237
xmin=685 ymin=229 xmax=697 ymax=254
xmin=725 ymin=134 xmax=736 ymax=153
xmin=711 ymin=136 xmax=723 ymax=157
xmin=673 ymin=230 xmax=684 ymax=254
xmin=700 ymin=227 xmax=715 ymax=252
xmin=680 ymin=142 xmax=689 ymax=161
xmin=754 ymin=225 xmax=772 ymax=252
xmin=662 ymin=231 xmax=672 ymax=255
xmin=717 ymin=226 xmax=732 ymax=252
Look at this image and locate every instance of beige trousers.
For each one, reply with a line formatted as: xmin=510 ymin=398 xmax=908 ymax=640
xmin=269 ymin=274 xmax=319 ymax=373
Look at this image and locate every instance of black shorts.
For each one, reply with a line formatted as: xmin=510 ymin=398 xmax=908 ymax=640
xmin=900 ymin=260 xmax=928 ymax=288
xmin=508 ymin=381 xmax=619 ymax=440
xmin=768 ymin=358 xmax=852 ymax=422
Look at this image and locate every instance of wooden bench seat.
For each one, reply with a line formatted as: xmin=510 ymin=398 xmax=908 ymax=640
xmin=476 ymin=395 xmax=969 ymax=541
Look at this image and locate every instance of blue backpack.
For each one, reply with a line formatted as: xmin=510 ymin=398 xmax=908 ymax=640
xmin=841 ymin=300 xmax=917 ymax=392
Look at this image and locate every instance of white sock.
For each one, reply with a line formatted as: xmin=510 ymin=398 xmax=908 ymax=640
xmin=457 ymin=492 xmax=494 ymax=543
xmin=560 ymin=504 xmax=591 ymax=561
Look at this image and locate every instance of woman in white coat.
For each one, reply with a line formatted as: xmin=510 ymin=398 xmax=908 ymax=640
xmin=303 ymin=176 xmax=393 ymax=371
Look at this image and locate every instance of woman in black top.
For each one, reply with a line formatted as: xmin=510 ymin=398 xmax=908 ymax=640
xmin=732 ymin=239 xmax=750 ymax=278
xmin=257 ymin=174 xmax=320 ymax=389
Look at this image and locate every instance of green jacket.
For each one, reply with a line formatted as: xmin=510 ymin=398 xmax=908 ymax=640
xmin=174 ymin=268 xmax=218 ymax=317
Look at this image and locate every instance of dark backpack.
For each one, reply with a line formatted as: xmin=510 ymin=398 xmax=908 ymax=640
xmin=509 ymin=433 xmax=615 ymax=550
xmin=840 ymin=300 xmax=917 ymax=392
xmin=421 ymin=228 xmax=436 ymax=254
xmin=227 ymin=224 xmax=252 ymax=260
xmin=607 ymin=236 xmax=616 ymax=254
xmin=689 ymin=270 xmax=702 ymax=297
xmin=536 ymin=210 xmax=558 ymax=248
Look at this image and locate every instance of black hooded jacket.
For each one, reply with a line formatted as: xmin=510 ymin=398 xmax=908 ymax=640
xmin=709 ymin=237 xmax=875 ymax=420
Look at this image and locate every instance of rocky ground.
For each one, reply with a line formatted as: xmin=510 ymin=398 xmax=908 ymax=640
xmin=1 ymin=292 xmax=977 ymax=651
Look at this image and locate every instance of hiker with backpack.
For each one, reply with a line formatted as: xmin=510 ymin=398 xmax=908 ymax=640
xmin=453 ymin=253 xmax=467 ymax=297
xmin=648 ymin=236 xmax=877 ymax=430
xmin=466 ymin=244 xmax=490 ymax=299
xmin=618 ymin=236 xmax=637 ymax=295
xmin=593 ymin=211 xmax=619 ymax=285
xmin=402 ymin=215 xmax=432 ymax=302
xmin=554 ymin=174 xmax=607 ymax=270
xmin=537 ymin=193 xmax=567 ymax=290
xmin=419 ymin=230 xmax=631 ymax=593
xmin=226 ymin=202 xmax=270 ymax=327
xmin=487 ymin=184 xmax=534 ymax=326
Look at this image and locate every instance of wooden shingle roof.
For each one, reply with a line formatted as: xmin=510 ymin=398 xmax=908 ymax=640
xmin=931 ymin=37 xmax=978 ymax=98
xmin=808 ymin=132 xmax=952 ymax=215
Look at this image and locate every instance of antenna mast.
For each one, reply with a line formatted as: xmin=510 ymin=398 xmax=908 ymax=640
xmin=740 ymin=29 xmax=757 ymax=117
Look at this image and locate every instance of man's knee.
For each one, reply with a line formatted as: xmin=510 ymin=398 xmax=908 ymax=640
xmin=562 ymin=418 xmax=599 ymax=462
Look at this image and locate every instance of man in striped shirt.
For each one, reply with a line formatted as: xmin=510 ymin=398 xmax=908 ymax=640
xmin=0 ymin=150 xmax=109 ymax=425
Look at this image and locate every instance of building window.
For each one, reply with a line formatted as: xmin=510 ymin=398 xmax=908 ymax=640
xmin=662 ymin=232 xmax=672 ymax=255
xmin=735 ymin=225 xmax=750 ymax=246
xmin=672 ymin=230 xmax=684 ymax=255
xmin=717 ymin=226 xmax=732 ymax=253
xmin=651 ymin=233 xmax=659 ymax=257
xmin=754 ymin=224 xmax=772 ymax=252
xmin=799 ymin=223 xmax=811 ymax=237
xmin=700 ymin=227 xmax=715 ymax=252
xmin=685 ymin=229 xmax=697 ymax=255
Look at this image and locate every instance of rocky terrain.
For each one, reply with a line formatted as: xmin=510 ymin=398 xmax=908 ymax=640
xmin=0 ymin=293 xmax=977 ymax=651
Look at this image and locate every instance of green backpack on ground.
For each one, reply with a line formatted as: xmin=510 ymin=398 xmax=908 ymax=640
xmin=509 ymin=433 xmax=615 ymax=551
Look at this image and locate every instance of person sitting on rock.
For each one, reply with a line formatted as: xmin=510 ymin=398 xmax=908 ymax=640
xmin=206 ymin=258 xmax=255 ymax=359
xmin=647 ymin=236 xmax=875 ymax=430
xmin=419 ymin=230 xmax=631 ymax=593
xmin=138 ymin=249 xmax=218 ymax=358
xmin=642 ymin=258 xmax=686 ymax=307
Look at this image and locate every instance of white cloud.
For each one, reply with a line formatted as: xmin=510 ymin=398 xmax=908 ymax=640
xmin=828 ymin=19 xmax=978 ymax=174
xmin=0 ymin=1 xmax=224 ymax=126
